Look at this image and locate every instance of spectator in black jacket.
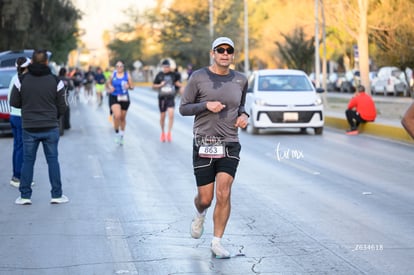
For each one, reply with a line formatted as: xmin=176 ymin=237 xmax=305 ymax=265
xmin=10 ymin=49 xmax=69 ymax=205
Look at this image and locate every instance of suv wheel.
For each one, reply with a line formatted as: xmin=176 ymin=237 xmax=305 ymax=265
xmin=314 ymin=127 xmax=323 ymax=135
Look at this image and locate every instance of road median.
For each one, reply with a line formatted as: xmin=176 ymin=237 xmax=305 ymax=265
xmin=325 ymin=111 xmax=413 ymax=143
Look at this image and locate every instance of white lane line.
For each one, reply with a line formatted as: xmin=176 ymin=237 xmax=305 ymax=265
xmin=105 ymin=218 xmax=138 ymax=275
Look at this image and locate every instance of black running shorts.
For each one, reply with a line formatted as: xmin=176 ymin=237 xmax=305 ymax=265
xmin=192 ymin=141 xmax=241 ymax=186
xmin=158 ymin=96 xmax=175 ymax=112
xmin=109 ymin=94 xmax=130 ymax=110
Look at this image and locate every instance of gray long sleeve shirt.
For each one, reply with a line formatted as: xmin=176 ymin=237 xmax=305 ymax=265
xmin=179 ymin=67 xmax=248 ymax=142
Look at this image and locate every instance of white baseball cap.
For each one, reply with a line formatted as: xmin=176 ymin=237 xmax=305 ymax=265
xmin=212 ymin=37 xmax=234 ymax=50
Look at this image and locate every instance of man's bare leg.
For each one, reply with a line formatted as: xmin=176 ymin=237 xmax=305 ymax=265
xmin=213 ymin=172 xmax=233 ymax=238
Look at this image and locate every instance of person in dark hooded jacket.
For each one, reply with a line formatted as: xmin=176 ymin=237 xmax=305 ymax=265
xmin=10 ymin=49 xmax=69 ymax=205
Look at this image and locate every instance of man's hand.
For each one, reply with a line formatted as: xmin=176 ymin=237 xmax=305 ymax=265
xmin=235 ymin=113 xmax=248 ymax=128
xmin=206 ymin=101 xmax=226 ymax=113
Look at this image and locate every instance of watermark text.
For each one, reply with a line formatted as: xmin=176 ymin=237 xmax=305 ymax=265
xmin=276 ymin=142 xmax=304 ymax=161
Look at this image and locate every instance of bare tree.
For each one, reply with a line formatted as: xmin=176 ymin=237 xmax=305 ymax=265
xmin=325 ymin=0 xmax=414 ymax=94
xmin=357 ymin=0 xmax=370 ymax=94
xmin=325 ymin=0 xmax=370 ymax=93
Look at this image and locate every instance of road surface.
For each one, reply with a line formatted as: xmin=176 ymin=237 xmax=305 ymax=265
xmin=0 ymin=87 xmax=413 ymax=274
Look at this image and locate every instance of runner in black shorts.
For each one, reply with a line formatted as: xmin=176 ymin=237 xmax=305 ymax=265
xmin=192 ymin=140 xmax=241 ymax=186
xmin=158 ymin=96 xmax=175 ymax=114
xmin=109 ymin=94 xmax=130 ymax=111
xmin=153 ymin=59 xmax=182 ymax=142
xmin=106 ymin=60 xmax=133 ymax=145
xmin=179 ymin=37 xmax=249 ymax=259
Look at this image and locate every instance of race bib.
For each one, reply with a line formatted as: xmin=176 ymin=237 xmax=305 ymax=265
xmin=160 ymin=85 xmax=174 ymax=95
xmin=117 ymin=94 xmax=128 ymax=102
xmin=198 ymin=145 xmax=225 ymax=158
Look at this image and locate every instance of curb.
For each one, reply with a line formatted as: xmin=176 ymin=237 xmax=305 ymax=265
xmin=134 ymin=82 xmax=152 ymax=87
xmin=133 ymin=84 xmax=413 ymax=144
xmin=325 ymin=115 xmax=414 ymax=143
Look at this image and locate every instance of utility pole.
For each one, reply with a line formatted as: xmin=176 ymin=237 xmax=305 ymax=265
xmin=321 ymin=0 xmax=328 ymax=106
xmin=244 ymin=0 xmax=249 ymax=75
xmin=321 ymin=0 xmax=327 ymax=92
xmin=314 ymin=0 xmax=320 ymax=88
xmin=209 ymin=0 xmax=214 ymax=65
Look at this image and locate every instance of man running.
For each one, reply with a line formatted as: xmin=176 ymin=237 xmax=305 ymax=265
xmin=179 ymin=37 xmax=248 ymax=258
xmin=152 ymin=60 xmax=182 ymax=142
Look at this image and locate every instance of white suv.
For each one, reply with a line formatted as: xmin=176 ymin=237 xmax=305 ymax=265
xmin=371 ymin=66 xmax=409 ymax=96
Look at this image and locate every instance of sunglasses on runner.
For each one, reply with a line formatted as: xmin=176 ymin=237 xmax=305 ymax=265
xmin=214 ymin=47 xmax=234 ymax=54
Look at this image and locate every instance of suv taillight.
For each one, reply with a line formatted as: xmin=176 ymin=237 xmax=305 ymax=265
xmin=0 ymin=95 xmax=11 ymax=118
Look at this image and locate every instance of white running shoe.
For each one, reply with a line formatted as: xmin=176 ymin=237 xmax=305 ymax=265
xmin=190 ymin=214 xmax=205 ymax=239
xmin=50 ymin=195 xmax=69 ymax=204
xmin=10 ymin=177 xmax=20 ymax=188
xmin=211 ymin=241 xmax=231 ymax=259
xmin=15 ymin=197 xmax=32 ymax=205
xmin=10 ymin=178 xmax=35 ymax=188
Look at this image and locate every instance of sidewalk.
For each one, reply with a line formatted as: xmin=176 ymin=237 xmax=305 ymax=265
xmin=324 ymin=92 xmax=414 ymax=143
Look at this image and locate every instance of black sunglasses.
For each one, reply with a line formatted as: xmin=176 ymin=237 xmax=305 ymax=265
xmin=215 ymin=47 xmax=234 ymax=54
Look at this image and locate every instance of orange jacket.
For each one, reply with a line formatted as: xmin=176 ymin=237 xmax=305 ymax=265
xmin=347 ymin=92 xmax=377 ymax=121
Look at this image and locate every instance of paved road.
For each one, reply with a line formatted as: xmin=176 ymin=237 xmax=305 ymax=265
xmin=0 ymin=87 xmax=413 ymax=275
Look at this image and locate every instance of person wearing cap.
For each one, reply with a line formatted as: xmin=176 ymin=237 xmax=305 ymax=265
xmin=10 ymin=49 xmax=68 ymax=205
xmin=345 ymin=85 xmax=377 ymax=135
xmin=7 ymin=56 xmax=31 ymax=188
xmin=152 ymin=59 xmax=182 ymax=142
xmin=180 ymin=37 xmax=249 ymax=258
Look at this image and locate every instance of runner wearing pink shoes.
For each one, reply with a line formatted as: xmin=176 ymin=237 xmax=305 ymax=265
xmin=152 ymin=60 xmax=182 ymax=142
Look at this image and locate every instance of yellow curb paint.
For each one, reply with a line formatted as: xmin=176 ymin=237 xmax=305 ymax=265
xmin=325 ymin=116 xmax=414 ymax=143
xmin=133 ymin=82 xmax=152 ymax=87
